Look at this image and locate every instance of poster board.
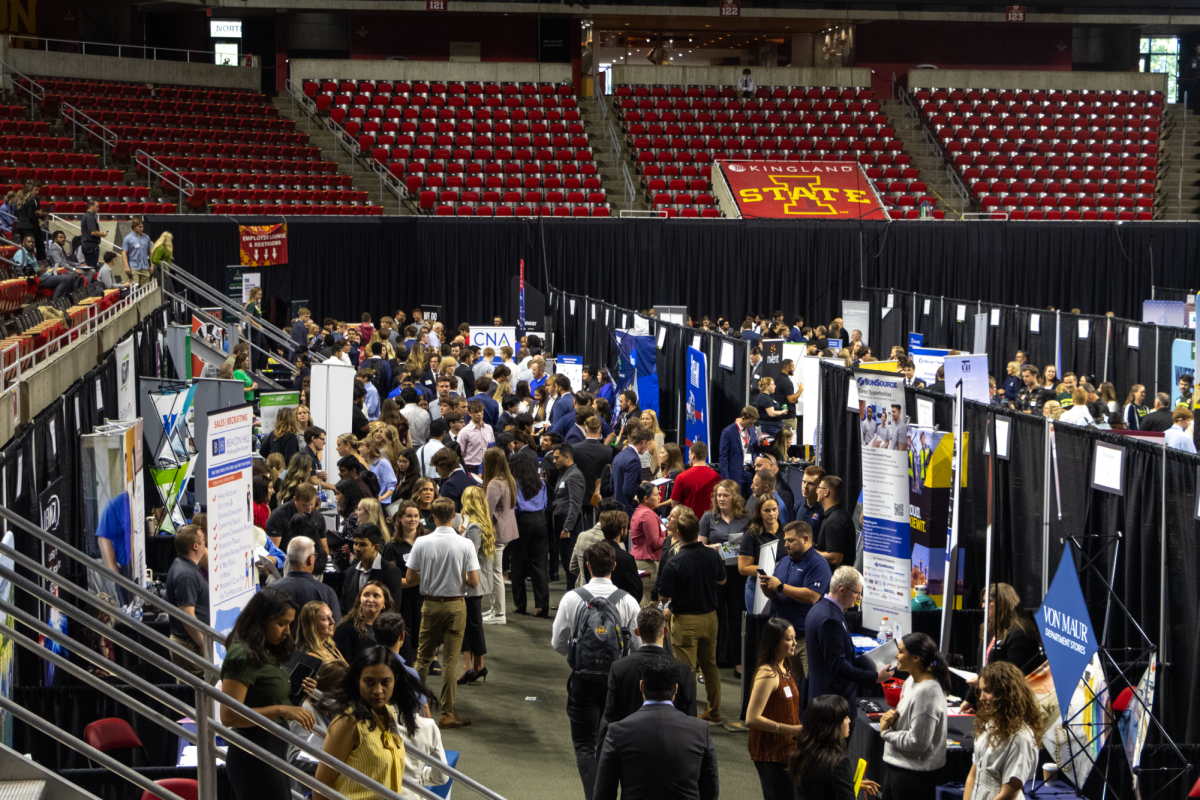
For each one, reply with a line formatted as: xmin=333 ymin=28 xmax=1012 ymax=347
xmin=206 ymin=404 xmax=255 ymax=666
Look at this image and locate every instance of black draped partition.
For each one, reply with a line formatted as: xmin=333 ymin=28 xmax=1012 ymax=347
xmin=150 ymin=217 xmax=1200 ymax=331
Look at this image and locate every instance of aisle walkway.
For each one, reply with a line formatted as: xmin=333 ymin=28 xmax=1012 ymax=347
xmin=433 ymin=579 xmax=765 ymax=800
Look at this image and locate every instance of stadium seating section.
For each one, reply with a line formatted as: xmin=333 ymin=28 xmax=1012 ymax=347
xmin=18 ymin=77 xmax=381 ymax=216
xmin=614 ymin=83 xmax=939 ymax=219
xmin=303 ymin=80 xmax=611 ymax=217
xmin=917 ymin=87 xmax=1162 ymax=220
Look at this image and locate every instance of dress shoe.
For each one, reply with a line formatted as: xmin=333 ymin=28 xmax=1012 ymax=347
xmin=698 ymin=710 xmax=723 ymax=725
xmin=456 ymin=669 xmax=477 ymax=685
xmin=483 ymin=614 xmax=507 ymax=625
xmin=437 ymin=714 xmax=472 ymax=730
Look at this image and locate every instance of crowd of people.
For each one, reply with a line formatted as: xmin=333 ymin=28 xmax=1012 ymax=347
xmin=166 ymin=303 xmax=1135 ymax=800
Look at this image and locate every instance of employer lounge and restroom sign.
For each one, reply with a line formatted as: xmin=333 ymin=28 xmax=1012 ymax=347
xmin=717 ymin=161 xmax=888 ymax=220
xmin=1037 ymin=542 xmax=1098 ymax=722
xmin=238 ymin=224 xmax=288 ymax=267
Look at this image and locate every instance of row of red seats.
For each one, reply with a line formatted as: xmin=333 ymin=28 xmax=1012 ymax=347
xmin=138 ymin=156 xmax=339 ymax=174
xmin=1002 ymin=210 xmax=1153 ymax=221
xmin=102 ymin=124 xmax=307 ymax=144
xmin=433 ymin=205 xmax=611 ymax=217
xmin=317 ymin=95 xmax=578 ymax=112
xmin=78 ymin=110 xmax=295 ymax=131
xmin=633 ymin=137 xmax=902 ymax=153
xmin=651 ymin=192 xmax=716 ymax=208
xmin=922 ymin=101 xmax=1162 ymax=119
xmin=963 ymin=166 xmax=1156 ymax=183
xmin=887 ymin=209 xmax=946 ymax=220
xmin=0 ymin=135 xmax=72 ymax=150
xmin=928 ymin=114 xmax=1161 ymax=132
xmin=177 ymin=172 xmax=354 ymax=188
xmin=0 ymin=168 xmax=122 ymax=183
xmin=874 ymin=180 xmax=929 ymax=195
xmin=913 ymin=88 xmax=1161 ymax=104
xmin=939 ymin=129 xmax=1159 ymax=149
xmin=379 ymin=147 xmax=593 ymax=165
xmin=58 ymin=98 xmax=278 ymax=117
xmin=617 ymin=99 xmax=879 ymax=117
xmin=631 ymin=123 xmax=895 ymax=140
xmin=0 ymin=121 xmax=49 ymax=134
xmin=617 ymin=85 xmax=872 ymax=101
xmin=35 ymin=201 xmax=176 ymax=214
xmin=0 ymin=106 xmax=24 ymax=119
xmin=212 ymin=203 xmax=382 ymax=216
xmin=423 ymin=189 xmax=607 ymax=206
xmin=202 ymin=188 xmax=367 ymax=203
xmin=952 ymin=152 xmax=1157 ymax=170
xmin=108 ymin=138 xmax=320 ymax=160
xmin=972 ymin=180 xmax=1154 ymax=197
xmin=945 ymin=141 xmax=1159 ymax=165
xmin=980 ymin=195 xmax=1155 ymax=211
xmin=0 ymin=184 xmax=150 ymax=199
xmin=306 ymin=81 xmax=572 ymax=98
xmin=332 ymin=108 xmax=582 ymax=126
xmin=389 ymin=160 xmax=598 ymax=182
xmin=364 ymin=120 xmax=585 ymax=137
xmin=365 ymin=133 xmax=589 ymax=149
xmin=2 ymin=152 xmax=100 ymax=167
xmin=404 ymin=174 xmax=602 ymax=192
xmin=634 ymin=149 xmax=908 ymax=168
xmin=621 ymin=111 xmax=881 ymax=129
xmin=31 ymin=78 xmax=265 ymax=104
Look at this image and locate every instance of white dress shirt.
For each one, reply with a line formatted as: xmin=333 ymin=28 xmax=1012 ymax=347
xmin=551 ymin=577 xmax=642 ymax=656
xmin=1165 ymin=423 xmax=1197 ymax=453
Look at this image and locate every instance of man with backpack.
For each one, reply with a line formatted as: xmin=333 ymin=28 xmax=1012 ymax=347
xmin=551 ymin=541 xmax=642 ymax=800
xmin=364 ymin=341 xmax=392 ymax=397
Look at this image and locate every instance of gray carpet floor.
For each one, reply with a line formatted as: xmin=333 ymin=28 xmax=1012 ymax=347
xmin=427 ymin=579 xmax=766 ymax=800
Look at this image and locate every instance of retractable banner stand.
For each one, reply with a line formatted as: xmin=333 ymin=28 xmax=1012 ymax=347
xmin=842 ymin=300 xmax=871 ymax=347
xmin=310 ymin=363 xmax=356 ymax=478
xmin=556 ymin=354 xmax=584 ymax=391
xmin=612 ymin=331 xmax=659 ymax=415
xmin=81 ymin=421 xmax=146 ymax=619
xmin=115 ymin=337 xmax=136 ymax=421
xmin=855 ymin=370 xmax=912 ymax=634
xmin=258 ymin=391 xmax=299 ymax=435
xmin=470 ymin=326 xmax=518 ymax=360
xmin=911 ymin=346 xmax=950 ymax=385
xmin=944 ymin=354 xmax=990 ymax=404
xmin=38 ymin=477 xmax=67 ymax=685
xmin=685 ymin=346 xmax=710 ymax=448
xmin=907 ymin=428 xmax=961 ymax=608
xmin=206 ymin=404 xmax=256 ymax=666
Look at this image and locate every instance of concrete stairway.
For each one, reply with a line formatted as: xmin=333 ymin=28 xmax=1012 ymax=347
xmin=270 ymin=96 xmax=403 ymax=216
xmin=881 ymin=99 xmax=964 ymax=218
xmin=1155 ymin=103 xmax=1200 ymax=221
xmin=575 ymin=96 xmax=642 ymax=214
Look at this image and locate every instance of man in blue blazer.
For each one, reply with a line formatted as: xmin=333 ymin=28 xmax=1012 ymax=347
xmin=612 ymin=427 xmax=651 ymax=514
xmin=804 ymin=565 xmax=893 ymax=721
xmin=553 ymin=391 xmax=613 ymax=440
xmin=549 ymin=375 xmax=576 ymax=428
xmin=717 ymin=406 xmax=760 ymax=498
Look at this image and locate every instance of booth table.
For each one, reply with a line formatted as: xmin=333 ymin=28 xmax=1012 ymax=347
xmin=848 ymin=703 xmax=976 ymax=788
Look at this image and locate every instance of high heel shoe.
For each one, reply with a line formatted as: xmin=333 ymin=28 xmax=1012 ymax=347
xmin=456 ymin=669 xmax=477 ymax=685
xmin=471 ymin=667 xmax=488 ymax=684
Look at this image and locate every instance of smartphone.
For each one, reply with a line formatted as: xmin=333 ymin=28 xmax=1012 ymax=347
xmin=756 ymin=568 xmax=767 ymax=576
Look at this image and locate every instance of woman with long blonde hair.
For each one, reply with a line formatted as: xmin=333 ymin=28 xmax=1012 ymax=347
xmin=261 ymin=406 xmax=301 ymax=463
xmin=490 ymin=376 xmax=511 ymax=402
xmin=482 ymin=448 xmax=518 ymax=623
xmin=265 ymin=453 xmax=286 ymax=506
xmin=355 ymin=497 xmax=390 ymax=534
xmin=297 ymin=601 xmax=346 ymax=665
xmin=150 ymin=231 xmax=173 ymax=272
xmin=295 ymin=404 xmax=312 ymax=430
xmin=962 ymin=662 xmax=1042 ymax=800
xmin=457 ymin=485 xmax=493 ymax=684
xmin=278 ymin=453 xmax=314 ymax=504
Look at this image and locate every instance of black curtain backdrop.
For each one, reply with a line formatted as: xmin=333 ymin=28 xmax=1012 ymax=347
xmin=150 ymin=217 xmax=1200 ymax=335
xmin=1152 ymin=286 xmax=1195 ymax=303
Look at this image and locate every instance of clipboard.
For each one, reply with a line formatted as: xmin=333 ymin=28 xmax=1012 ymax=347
xmin=858 ymin=639 xmax=898 ymax=671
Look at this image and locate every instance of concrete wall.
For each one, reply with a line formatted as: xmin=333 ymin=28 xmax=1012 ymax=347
xmin=610 ymin=65 xmax=871 ymax=89
xmin=11 ymin=285 xmax=162 ymax=446
xmin=908 ymin=68 xmax=1165 ymax=94
xmin=0 ymin=43 xmax=262 ymax=92
xmin=289 ymin=59 xmax=571 ymax=86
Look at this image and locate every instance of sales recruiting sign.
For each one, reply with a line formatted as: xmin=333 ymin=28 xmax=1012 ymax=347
xmin=685 ymin=346 xmax=710 ymax=448
xmin=856 ymin=370 xmax=912 ymax=634
xmin=206 ymin=404 xmax=256 ymax=666
xmin=1037 ymin=542 xmax=1098 ymax=723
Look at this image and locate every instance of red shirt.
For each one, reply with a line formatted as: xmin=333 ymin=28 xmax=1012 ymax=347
xmin=670 ymin=464 xmax=723 ymax=517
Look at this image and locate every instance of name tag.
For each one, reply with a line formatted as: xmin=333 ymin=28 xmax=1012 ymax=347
xmin=784 ymin=686 xmax=793 ymax=699
xmin=743 ymin=452 xmax=753 ymax=467
xmin=558 ymin=481 xmax=565 ymax=489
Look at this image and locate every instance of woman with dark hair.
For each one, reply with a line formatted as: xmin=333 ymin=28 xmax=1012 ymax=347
xmin=333 ymin=580 xmax=396 ymax=662
xmin=963 ymin=662 xmax=1042 ymax=800
xmin=746 ymin=617 xmax=803 ymax=800
xmin=219 ymin=588 xmax=314 ymax=800
xmin=595 ymin=368 xmax=614 ymax=404
xmin=332 ymin=479 xmax=368 ymax=572
xmin=879 ymin=633 xmax=951 ymax=800
xmin=788 ymin=694 xmax=880 ymax=800
xmin=960 ymin=583 xmax=1045 ymax=714
xmin=394 ymin=447 xmax=421 ymax=503
xmin=314 ymin=646 xmax=433 ymax=800
xmin=514 ymin=380 xmax=533 ymax=414
xmin=383 ymin=500 xmax=425 ymax=643
xmin=509 ymin=448 xmax=549 ymax=617
xmin=252 ymin=475 xmax=272 ymax=530
xmin=531 ymin=384 xmax=550 ymax=422
xmin=739 ymin=495 xmax=782 ymax=611
xmin=593 ymin=396 xmax=613 ymax=426
xmin=379 ymin=398 xmax=404 ymax=430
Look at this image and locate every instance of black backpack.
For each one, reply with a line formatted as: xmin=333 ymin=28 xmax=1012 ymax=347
xmin=567 ymin=587 xmax=632 ymax=681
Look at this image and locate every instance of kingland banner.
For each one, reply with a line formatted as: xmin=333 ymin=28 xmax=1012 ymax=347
xmin=855 ymin=370 xmax=912 ymax=633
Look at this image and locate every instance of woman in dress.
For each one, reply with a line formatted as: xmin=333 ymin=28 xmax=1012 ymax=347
xmin=746 ymin=618 xmax=803 ymax=800
xmin=963 ymin=662 xmax=1042 ymax=800
xmin=219 ymin=588 xmax=315 ymax=800
xmin=879 ymin=633 xmax=951 ymax=800
xmin=297 ymin=600 xmax=347 ymax=665
xmin=457 ymin=486 xmax=492 ymax=684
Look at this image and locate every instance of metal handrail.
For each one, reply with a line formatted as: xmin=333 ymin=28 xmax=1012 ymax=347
xmin=135 ymin=149 xmax=196 ymax=208
xmin=174 ymin=296 xmax=289 ymax=389
xmin=48 ymin=212 xmax=124 ymax=258
xmin=369 ymin=156 xmax=409 ymax=203
xmin=284 ymin=78 xmax=365 ymax=175
xmin=620 ymin=158 xmax=636 ymax=210
xmin=61 ymin=101 xmax=120 ymax=165
xmin=7 ymin=35 xmax=252 ymax=66
xmin=899 ymin=85 xmax=972 ymax=211
xmin=0 ymin=58 xmax=44 ymax=106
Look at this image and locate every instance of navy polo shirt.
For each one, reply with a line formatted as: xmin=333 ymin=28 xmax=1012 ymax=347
xmin=770 ymin=546 xmax=832 ymax=634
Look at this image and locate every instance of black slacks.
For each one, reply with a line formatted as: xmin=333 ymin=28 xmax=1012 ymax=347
xmin=511 ymin=510 xmax=550 ymax=612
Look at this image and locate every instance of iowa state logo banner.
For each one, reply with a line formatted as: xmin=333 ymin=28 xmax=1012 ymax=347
xmin=239 ymin=224 xmax=288 ymax=266
xmin=716 ymin=161 xmax=888 ymax=220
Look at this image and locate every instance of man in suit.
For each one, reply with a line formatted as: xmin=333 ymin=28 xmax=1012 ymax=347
xmin=718 ymin=406 xmax=760 ymax=497
xmin=573 ymin=416 xmax=614 ymax=526
xmin=593 ymin=654 xmax=720 ymax=800
xmin=431 ymin=447 xmax=477 ymax=512
xmin=597 ymin=509 xmax=644 ymax=603
xmin=549 ymin=374 xmax=576 ymax=430
xmin=553 ymin=443 xmax=588 ymax=591
xmin=612 ymin=427 xmax=651 ymax=515
xmin=804 ymin=565 xmax=893 ymax=719
xmin=340 ymin=523 xmax=406 ymax=614
xmin=597 ymin=605 xmax=696 ymax=748
xmin=272 ymin=538 xmax=342 ymax=621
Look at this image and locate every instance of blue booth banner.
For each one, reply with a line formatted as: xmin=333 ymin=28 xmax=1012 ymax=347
xmin=612 ymin=330 xmax=659 ymax=416
xmin=685 ymin=346 xmax=710 ymax=448
xmin=1037 ymin=542 xmax=1099 ymax=724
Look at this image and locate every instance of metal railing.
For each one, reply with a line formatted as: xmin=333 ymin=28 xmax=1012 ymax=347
xmin=61 ymin=101 xmax=121 ymax=165
xmin=7 ymin=35 xmax=251 ymax=65
xmin=0 ymin=59 xmax=44 ymax=110
xmin=0 ymin=503 xmax=507 ymax=800
xmin=136 ymin=149 xmax=197 ymax=209
xmin=1178 ymin=91 xmax=1188 ymax=220
xmin=620 ymin=158 xmax=636 ymax=210
xmin=48 ymin=213 xmax=124 ymax=258
xmin=898 ymin=85 xmax=972 ymax=213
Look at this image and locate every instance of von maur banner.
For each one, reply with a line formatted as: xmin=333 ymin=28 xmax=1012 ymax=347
xmin=685 ymin=346 xmax=710 ymax=448
xmin=206 ymin=404 xmax=256 ymax=666
xmin=715 ymin=161 xmax=888 ymax=220
xmin=856 ymin=371 xmax=912 ymax=633
xmin=239 ymin=223 xmax=288 ymax=267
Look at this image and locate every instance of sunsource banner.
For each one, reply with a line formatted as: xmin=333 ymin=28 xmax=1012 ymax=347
xmin=717 ymin=161 xmax=887 ymax=220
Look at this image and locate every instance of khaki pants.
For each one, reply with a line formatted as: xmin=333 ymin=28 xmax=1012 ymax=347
xmin=636 ymin=559 xmax=658 ymax=608
xmin=169 ymin=633 xmax=214 ymax=683
xmin=793 ymin=636 xmax=808 ymax=682
xmin=131 ymin=269 xmax=152 ymax=286
xmin=415 ymin=597 xmax=467 ymax=718
xmin=671 ymin=610 xmax=721 ymax=721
